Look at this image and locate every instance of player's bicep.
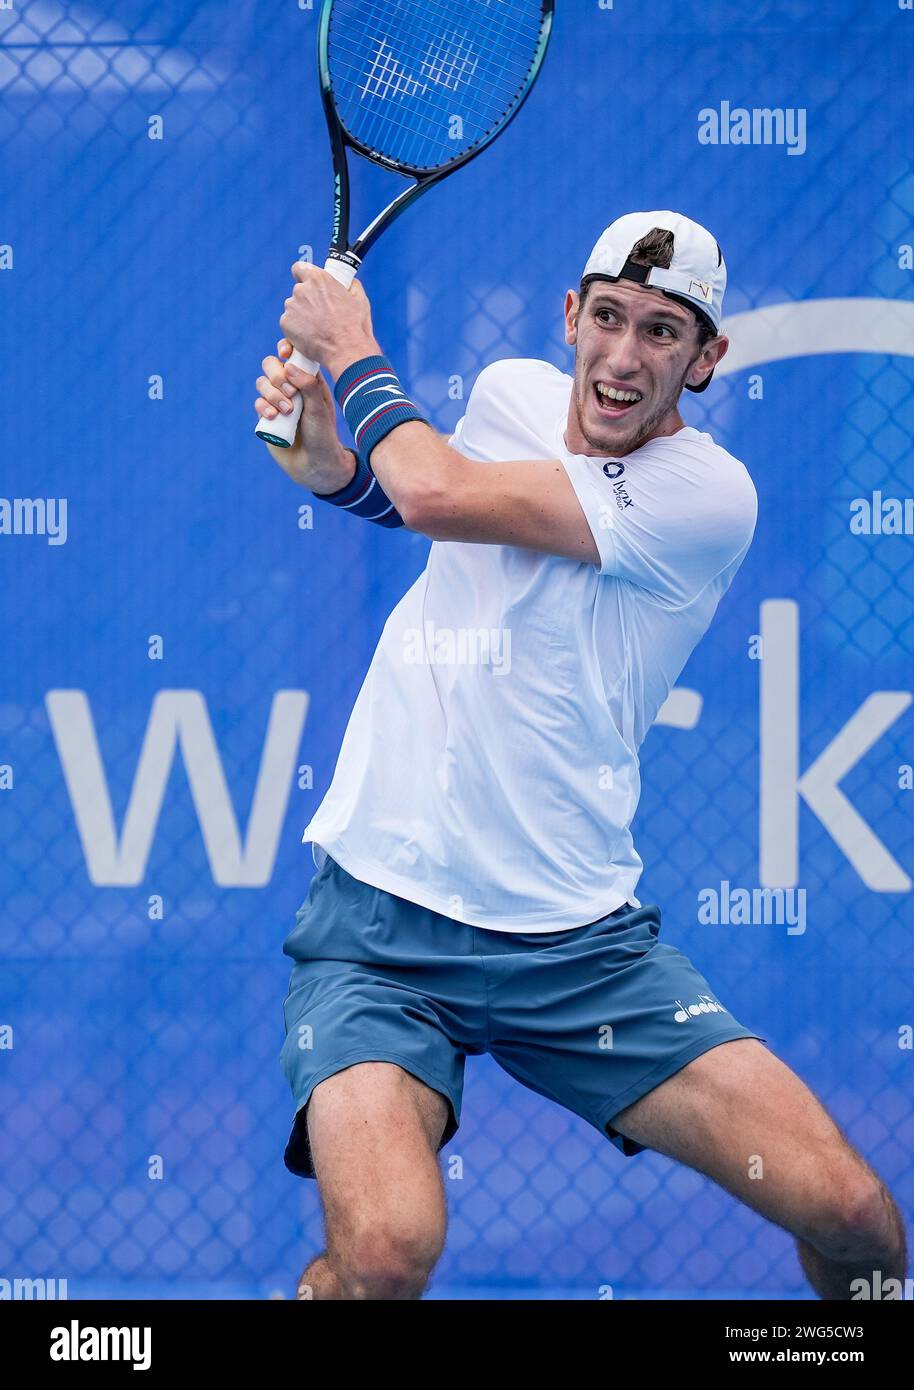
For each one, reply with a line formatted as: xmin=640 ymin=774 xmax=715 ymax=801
xmin=415 ymin=456 xmax=600 ymax=564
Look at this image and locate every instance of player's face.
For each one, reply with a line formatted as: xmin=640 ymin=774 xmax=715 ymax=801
xmin=564 ymin=280 xmax=709 ymax=456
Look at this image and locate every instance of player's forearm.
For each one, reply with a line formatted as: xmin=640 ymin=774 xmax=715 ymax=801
xmin=327 ymin=346 xmax=450 ymax=529
xmin=368 ymin=420 xmax=599 ymax=560
xmin=302 ymin=445 xmax=358 ymax=494
xmin=266 ymin=436 xmax=356 ymax=494
xmin=368 ymin=422 xmax=461 ymax=532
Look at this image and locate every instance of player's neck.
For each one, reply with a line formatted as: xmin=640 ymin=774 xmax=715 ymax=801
xmin=564 ymin=404 xmax=687 ymax=458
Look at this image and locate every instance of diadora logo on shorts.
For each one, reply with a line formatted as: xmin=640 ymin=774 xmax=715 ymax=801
xmin=602 ymin=459 xmax=634 ymax=510
xmin=673 ymin=994 xmax=729 ymax=1023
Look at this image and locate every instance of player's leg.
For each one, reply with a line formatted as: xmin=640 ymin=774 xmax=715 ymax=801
xmin=610 ymin=1038 xmax=907 ymax=1299
xmin=296 ymin=1062 xmax=450 ymax=1301
xmin=484 ymin=902 xmax=905 ymax=1298
xmin=280 ymin=855 xmax=482 ymax=1298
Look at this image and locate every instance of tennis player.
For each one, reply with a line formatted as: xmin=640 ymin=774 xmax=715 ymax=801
xmin=255 ymin=212 xmax=907 ymax=1301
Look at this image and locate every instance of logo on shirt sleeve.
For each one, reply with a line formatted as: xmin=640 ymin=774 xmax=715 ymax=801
xmin=603 ymin=459 xmax=634 ymax=509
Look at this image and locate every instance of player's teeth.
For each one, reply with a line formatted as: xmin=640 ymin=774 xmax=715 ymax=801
xmin=597 ymin=384 xmax=641 ymax=403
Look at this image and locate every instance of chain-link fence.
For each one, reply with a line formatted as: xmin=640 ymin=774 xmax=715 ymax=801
xmin=1 ymin=0 xmax=912 ymax=1298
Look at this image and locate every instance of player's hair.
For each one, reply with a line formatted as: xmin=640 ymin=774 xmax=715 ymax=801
xmin=580 ymin=226 xmax=718 ymax=347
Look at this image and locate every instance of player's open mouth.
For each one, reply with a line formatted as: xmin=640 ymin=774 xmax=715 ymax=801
xmin=594 ymin=381 xmax=642 ymax=416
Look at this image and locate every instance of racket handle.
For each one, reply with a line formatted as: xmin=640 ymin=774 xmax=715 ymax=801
xmin=254 ymin=256 xmax=358 ymax=448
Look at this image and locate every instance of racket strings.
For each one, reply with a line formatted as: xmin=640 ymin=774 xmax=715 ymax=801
xmin=327 ymin=0 xmax=548 ymax=172
xmin=330 ymin=50 xmax=534 ymax=161
xmin=344 ymin=29 xmax=537 ymax=168
xmin=420 ymin=32 xmax=480 ymax=94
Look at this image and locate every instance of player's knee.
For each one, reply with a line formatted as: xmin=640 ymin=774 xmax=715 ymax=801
xmin=338 ymin=1217 xmax=443 ymax=1300
xmin=804 ymin=1165 xmax=900 ymax=1264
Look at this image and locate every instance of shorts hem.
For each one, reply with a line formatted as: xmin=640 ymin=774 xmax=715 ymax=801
xmin=596 ymin=1027 xmax=768 ymax=1156
xmin=284 ymin=1049 xmax=461 ymax=1179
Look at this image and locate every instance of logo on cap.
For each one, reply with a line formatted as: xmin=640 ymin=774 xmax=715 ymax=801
xmin=689 ymin=279 xmax=713 ymax=303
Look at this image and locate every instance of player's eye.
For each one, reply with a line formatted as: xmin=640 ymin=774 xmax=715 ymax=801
xmin=594 ymin=308 xmax=617 ymax=324
xmin=650 ymin=324 xmax=677 ymax=339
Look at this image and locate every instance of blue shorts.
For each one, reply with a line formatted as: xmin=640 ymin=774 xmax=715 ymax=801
xmin=280 ymin=855 xmax=764 ymax=1178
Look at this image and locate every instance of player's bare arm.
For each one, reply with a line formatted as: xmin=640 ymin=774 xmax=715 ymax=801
xmin=272 ymin=261 xmax=596 ymax=555
xmin=373 ymin=425 xmax=600 ymax=561
xmin=277 ymin=259 xmax=733 ymax=560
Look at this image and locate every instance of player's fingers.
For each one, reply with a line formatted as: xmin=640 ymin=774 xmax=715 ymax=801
xmin=255 ymin=374 xmax=295 ymax=414
xmin=254 ymin=397 xmax=280 ymax=421
xmin=290 ymin=259 xmax=318 ymax=282
xmin=277 ymin=338 xmax=293 ymax=360
xmin=284 ymin=360 xmax=322 ymax=392
xmin=261 ymin=355 xmax=299 ymax=398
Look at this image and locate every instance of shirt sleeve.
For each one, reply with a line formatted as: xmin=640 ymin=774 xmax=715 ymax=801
xmin=446 ymin=363 xmax=507 ymax=461
xmin=447 ymin=359 xmax=560 ymax=462
xmin=561 ymin=441 xmax=758 ymax=607
xmin=447 ymin=414 xmax=466 ymax=452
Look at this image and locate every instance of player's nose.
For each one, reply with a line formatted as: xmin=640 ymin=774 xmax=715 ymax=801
xmin=606 ymin=327 xmax=642 ymax=377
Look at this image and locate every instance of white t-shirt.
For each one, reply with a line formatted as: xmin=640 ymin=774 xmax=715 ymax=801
xmin=303 ymin=358 xmax=757 ymax=932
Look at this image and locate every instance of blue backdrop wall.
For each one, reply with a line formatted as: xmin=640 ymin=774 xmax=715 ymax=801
xmin=1 ymin=0 xmax=912 ymax=1298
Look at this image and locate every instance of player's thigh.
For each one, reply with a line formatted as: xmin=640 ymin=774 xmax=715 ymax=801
xmin=611 ymin=1038 xmax=877 ymax=1239
xmin=308 ymin=1061 xmax=450 ymax=1257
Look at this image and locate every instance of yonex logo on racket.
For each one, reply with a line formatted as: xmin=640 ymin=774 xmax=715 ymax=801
xmin=361 ymin=33 xmax=481 ymax=103
xmin=421 ymin=33 xmax=479 ymax=92
xmin=332 ymin=173 xmax=342 ymax=241
xmin=361 ymin=40 xmax=429 ymax=101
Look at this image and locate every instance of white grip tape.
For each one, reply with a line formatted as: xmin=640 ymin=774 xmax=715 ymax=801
xmin=254 ymin=256 xmax=358 ymax=448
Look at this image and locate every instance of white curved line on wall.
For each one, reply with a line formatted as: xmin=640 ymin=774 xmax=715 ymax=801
xmin=718 ymin=299 xmax=914 ymax=375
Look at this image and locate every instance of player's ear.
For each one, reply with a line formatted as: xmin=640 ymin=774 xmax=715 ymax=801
xmin=686 ymin=334 xmax=729 ymax=390
xmin=564 ymin=289 xmax=580 ymax=347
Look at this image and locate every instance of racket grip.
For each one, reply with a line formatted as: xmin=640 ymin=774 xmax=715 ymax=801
xmin=254 ymin=256 xmax=358 ymax=449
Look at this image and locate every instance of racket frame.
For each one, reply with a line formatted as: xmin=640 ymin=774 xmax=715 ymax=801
xmin=254 ymin=0 xmax=554 ymax=447
xmin=319 ymin=0 xmax=555 ymax=268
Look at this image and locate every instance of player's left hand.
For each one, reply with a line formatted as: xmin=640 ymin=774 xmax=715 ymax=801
xmin=280 ymin=262 xmax=380 ymax=378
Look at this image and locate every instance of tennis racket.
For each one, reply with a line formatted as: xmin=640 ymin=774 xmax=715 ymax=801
xmin=254 ymin=0 xmax=554 ymax=447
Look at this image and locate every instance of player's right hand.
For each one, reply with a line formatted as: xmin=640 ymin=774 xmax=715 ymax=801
xmin=255 ymin=339 xmax=355 ymax=492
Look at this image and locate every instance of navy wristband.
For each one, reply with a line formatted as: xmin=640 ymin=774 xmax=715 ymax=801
xmin=312 ymin=453 xmax=404 ymax=529
xmin=334 ymin=355 xmax=426 ymax=465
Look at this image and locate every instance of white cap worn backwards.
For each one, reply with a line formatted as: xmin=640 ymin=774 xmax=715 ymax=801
xmin=582 ymin=211 xmax=727 ymax=393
